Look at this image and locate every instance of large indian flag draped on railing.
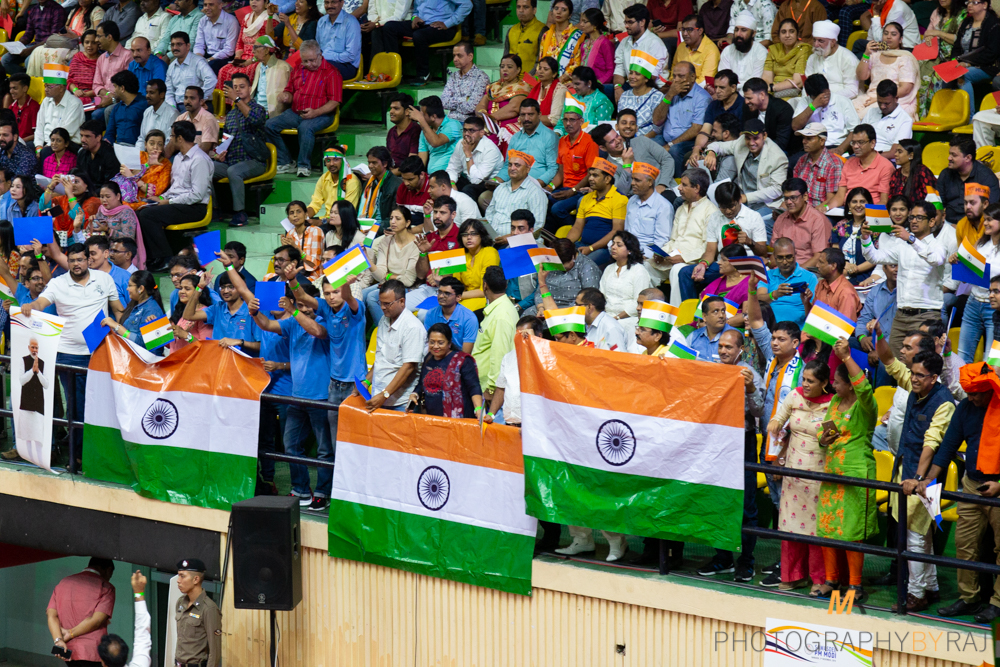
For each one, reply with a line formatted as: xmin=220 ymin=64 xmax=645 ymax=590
xmin=516 ymin=335 xmax=746 ymax=551
xmin=328 ymin=397 xmax=537 ymax=595
xmin=83 ymin=335 xmax=271 ymax=510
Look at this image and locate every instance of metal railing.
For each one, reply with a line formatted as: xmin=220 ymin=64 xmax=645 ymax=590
xmin=7 ymin=357 xmax=1000 ymax=619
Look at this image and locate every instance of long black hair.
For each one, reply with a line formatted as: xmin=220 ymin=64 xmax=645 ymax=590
xmin=328 ymin=199 xmax=361 ymax=245
xmin=0 ymin=220 xmax=15 ymax=261
xmin=898 ymin=139 xmax=926 ymax=200
xmin=170 ymin=274 xmax=211 ymax=324
xmin=613 ymin=229 xmax=643 ymax=267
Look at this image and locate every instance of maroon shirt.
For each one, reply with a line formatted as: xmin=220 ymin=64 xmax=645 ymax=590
xmin=648 ymin=0 xmax=694 ymax=30
xmin=428 ymin=222 xmax=460 ymax=252
xmin=387 ymin=121 xmax=420 ymax=170
xmin=396 ymin=173 xmax=431 ymax=216
xmin=12 ymin=97 xmax=39 ymax=139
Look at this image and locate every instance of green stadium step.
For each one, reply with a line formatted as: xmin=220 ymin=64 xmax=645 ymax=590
xmin=475 ymin=45 xmax=506 ymax=69
xmin=228 ymin=218 xmax=287 ymax=255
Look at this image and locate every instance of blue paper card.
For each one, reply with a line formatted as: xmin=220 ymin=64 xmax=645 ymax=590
xmin=416 ymin=295 xmax=439 ymax=311
xmin=82 ymin=312 xmax=110 ymax=353
xmin=255 ymin=281 xmax=285 ymax=314
xmin=648 ymin=244 xmax=668 ymax=257
xmin=13 ymin=216 xmax=54 ymax=246
xmin=952 ymin=261 xmax=991 ymax=289
xmin=498 ymin=247 xmax=535 ymax=279
xmin=193 ymin=230 xmax=221 ymax=267
xmin=355 ymin=377 xmax=371 ymax=401
xmin=850 ymin=347 xmax=872 ymax=377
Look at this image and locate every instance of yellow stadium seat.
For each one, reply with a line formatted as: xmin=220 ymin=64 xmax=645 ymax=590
xmin=342 ymin=55 xmax=363 ymax=85
xmin=14 ymin=31 xmax=23 ymax=42
xmin=948 ymin=326 xmax=960 ymax=356
xmin=975 ymin=337 xmax=984 ymax=362
xmin=27 ymin=76 xmax=44 ymax=104
xmin=280 ymin=109 xmax=340 ymax=136
xmin=555 ymin=225 xmax=572 ymax=238
xmin=846 ymin=30 xmax=866 ymax=52
xmin=977 ymin=145 xmax=1000 ymax=172
xmin=212 ymin=88 xmax=225 ymax=118
xmin=345 ymin=52 xmax=403 ymax=91
xmin=955 ymin=93 xmax=998 ymax=134
xmin=874 ymin=386 xmax=895 ymax=420
xmin=166 ymin=197 xmax=212 ymax=231
xmin=959 ymin=441 xmax=967 ymax=454
xmin=913 ymin=89 xmax=969 ymax=132
xmin=366 ymin=326 xmax=377 ymax=368
xmin=677 ymin=298 xmax=699 ymax=327
xmin=0 ymin=30 xmax=9 ymax=57
xmin=756 ymin=434 xmax=768 ymax=490
xmin=922 ymin=141 xmax=950 ymax=177
xmin=941 ymin=461 xmax=960 ymax=521
xmin=874 ymin=449 xmax=893 ymax=509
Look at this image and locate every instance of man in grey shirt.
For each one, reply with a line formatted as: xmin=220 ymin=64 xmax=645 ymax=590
xmin=589 ymin=114 xmax=675 ymax=197
xmin=362 ymin=280 xmax=426 ymax=411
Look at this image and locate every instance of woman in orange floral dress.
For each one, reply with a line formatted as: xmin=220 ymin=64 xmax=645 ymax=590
xmin=215 ymin=0 xmax=276 ymax=90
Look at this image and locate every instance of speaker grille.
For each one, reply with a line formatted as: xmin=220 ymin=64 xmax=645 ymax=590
xmin=231 ymin=497 xmax=301 ymax=610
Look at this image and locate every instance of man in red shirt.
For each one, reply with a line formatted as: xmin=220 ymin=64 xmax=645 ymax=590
xmin=421 ymin=195 xmax=460 ymax=252
xmin=47 ymin=558 xmax=116 ymax=666
xmin=546 ymin=108 xmax=598 ymax=232
xmin=395 ymin=155 xmax=432 ymax=219
xmin=264 ymin=39 xmax=342 ymax=177
xmin=8 ymin=73 xmax=39 ymax=144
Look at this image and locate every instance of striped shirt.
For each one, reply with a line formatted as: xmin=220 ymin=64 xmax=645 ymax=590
xmin=285 ymin=60 xmax=342 ymax=113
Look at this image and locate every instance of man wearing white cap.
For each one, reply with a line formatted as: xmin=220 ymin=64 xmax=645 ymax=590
xmin=789 ymin=73 xmax=859 ymax=154
xmin=792 ymin=122 xmax=844 ymax=211
xmin=804 ymin=20 xmax=860 ymax=101
xmin=726 ymin=0 xmax=775 ymax=47
xmin=718 ymin=11 xmax=767 ymax=86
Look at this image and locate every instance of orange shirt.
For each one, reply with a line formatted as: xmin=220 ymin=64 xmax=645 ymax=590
xmin=557 ymin=131 xmax=599 ymax=189
xmin=815 ymin=273 xmax=861 ymax=318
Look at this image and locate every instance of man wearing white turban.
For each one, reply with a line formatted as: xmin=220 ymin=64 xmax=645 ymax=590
xmin=804 ymin=20 xmax=861 ymax=101
xmin=718 ymin=11 xmax=768 ymax=85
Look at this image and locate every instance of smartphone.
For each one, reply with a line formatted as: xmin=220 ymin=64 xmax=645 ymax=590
xmin=821 ymin=420 xmax=838 ymax=435
xmin=788 ymin=282 xmax=808 ymax=294
xmin=223 ymin=80 xmax=233 ymax=89
xmin=652 ymin=19 xmax=663 ymax=27
xmin=406 ymin=398 xmax=418 ymax=412
xmin=48 ymin=205 xmax=64 ymax=218
xmin=52 ymin=646 xmax=72 ymax=660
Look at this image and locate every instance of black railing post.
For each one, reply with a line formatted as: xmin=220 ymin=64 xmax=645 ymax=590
xmin=658 ymin=539 xmax=667 ymax=575
xmin=895 ymin=491 xmax=908 ymax=615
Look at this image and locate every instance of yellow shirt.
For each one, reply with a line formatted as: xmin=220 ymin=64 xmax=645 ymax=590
xmin=307 ymin=170 xmax=361 ymax=218
xmin=643 ymin=344 xmax=668 ymax=356
xmin=456 ymin=246 xmax=501 ymax=312
xmin=956 ymin=215 xmax=984 ymax=249
xmin=674 ymin=38 xmax=721 ymax=85
xmin=506 ymin=18 xmax=548 ymax=74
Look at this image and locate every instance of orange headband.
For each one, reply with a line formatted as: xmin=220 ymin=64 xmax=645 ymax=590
xmin=632 ymin=162 xmax=660 ymax=179
xmin=966 ymin=182 xmax=990 ymax=199
xmin=508 ymin=149 xmax=535 ymax=168
xmin=591 ymin=157 xmax=617 ymax=176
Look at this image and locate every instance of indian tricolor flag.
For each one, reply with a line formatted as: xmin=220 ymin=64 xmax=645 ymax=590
xmin=954 ymin=236 xmax=990 ymax=288
xmin=926 ymin=186 xmax=943 ymax=211
xmin=544 ymin=306 xmax=586 ymax=334
xmin=695 ymin=295 xmax=738 ymax=320
xmin=43 ymin=63 xmax=69 ymax=85
xmin=628 ymin=49 xmax=660 ymax=80
xmin=988 ymin=340 xmax=1000 ymax=365
xmin=358 ymin=217 xmax=376 ymax=231
xmin=516 ymin=335 xmax=745 ymax=550
xmin=140 ymin=316 xmax=173 ymax=350
xmin=83 ymin=335 xmax=270 ymax=510
xmin=429 ymin=248 xmax=467 ymax=275
xmin=323 ymin=244 xmax=370 ymax=288
xmin=865 ymin=204 xmax=892 ymax=233
xmin=363 ymin=222 xmax=380 ymax=248
xmin=637 ymin=300 xmax=677 ymax=332
xmin=564 ymin=92 xmax=586 ymax=118
xmin=328 ymin=398 xmax=537 ymax=595
xmin=663 ymin=340 xmax=698 ymax=360
xmin=0 ymin=282 xmax=17 ymax=305
xmin=803 ymin=302 xmax=856 ymax=345
xmin=526 ymin=247 xmax=563 ymax=271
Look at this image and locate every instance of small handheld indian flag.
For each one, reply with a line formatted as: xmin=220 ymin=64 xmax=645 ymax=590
xmin=543 ymin=306 xmax=586 ymax=335
xmin=628 ymin=49 xmax=660 ymax=80
xmin=955 ymin=236 xmax=989 ymax=288
xmin=926 ymin=186 xmax=943 ymax=211
xmin=323 ymin=244 xmax=370 ymax=288
xmin=429 ymin=248 xmax=467 ymax=275
xmin=140 ymin=315 xmax=174 ymax=350
xmin=358 ymin=218 xmax=376 ymax=231
xmin=865 ymin=204 xmax=892 ymax=233
xmin=695 ymin=295 xmax=738 ymax=320
xmin=0 ymin=282 xmax=17 ymax=305
xmin=363 ymin=222 xmax=379 ymax=248
xmin=663 ymin=340 xmax=698 ymax=360
xmin=803 ymin=302 xmax=856 ymax=345
xmin=43 ymin=63 xmax=69 ymax=85
xmin=637 ymin=300 xmax=677 ymax=332
xmin=526 ymin=247 xmax=564 ymax=271
xmin=728 ymin=256 xmax=768 ymax=285
xmin=988 ymin=340 xmax=1000 ymax=365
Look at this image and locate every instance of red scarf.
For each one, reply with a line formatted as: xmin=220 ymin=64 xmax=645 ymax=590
xmin=441 ymin=351 xmax=473 ymax=419
xmin=796 ymin=386 xmax=833 ymax=404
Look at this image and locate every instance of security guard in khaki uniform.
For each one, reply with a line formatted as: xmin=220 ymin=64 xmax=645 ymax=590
xmin=174 ymin=559 xmax=221 ymax=667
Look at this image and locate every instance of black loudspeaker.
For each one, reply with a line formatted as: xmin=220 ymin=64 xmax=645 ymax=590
xmin=231 ymin=496 xmax=302 ymax=610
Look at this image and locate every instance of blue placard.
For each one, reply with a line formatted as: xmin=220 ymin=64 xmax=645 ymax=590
xmin=193 ymin=230 xmax=221 ymax=267
xmin=952 ymin=261 xmax=991 ymax=289
xmin=498 ymin=247 xmax=535 ymax=279
xmin=13 ymin=216 xmax=54 ymax=246
xmin=850 ymin=347 xmax=872 ymax=378
xmin=355 ymin=377 xmax=371 ymax=401
xmin=648 ymin=244 xmax=668 ymax=257
xmin=255 ymin=281 xmax=285 ymax=315
xmin=82 ymin=311 xmax=111 ymax=353
xmin=416 ymin=294 xmax=439 ymax=310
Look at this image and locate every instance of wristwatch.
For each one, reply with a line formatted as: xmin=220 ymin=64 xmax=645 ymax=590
xmin=914 ymin=474 xmax=925 ymax=482
xmin=382 ymin=390 xmax=390 ymax=399
xmin=907 ymin=233 xmax=916 ymax=245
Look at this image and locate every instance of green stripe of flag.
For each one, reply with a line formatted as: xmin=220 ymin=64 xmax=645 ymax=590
xmin=327 ymin=499 xmax=534 ymax=595
xmin=83 ymin=424 xmax=256 ymax=510
xmin=548 ymin=322 xmax=583 ymax=335
xmin=802 ymin=322 xmax=841 ymax=346
xmin=628 ymin=63 xmax=654 ymax=79
xmin=868 ymin=224 xmax=893 ymax=233
xmin=524 ymin=456 xmax=743 ymax=551
xmin=0 ymin=285 xmax=17 ymax=304
xmin=958 ymin=253 xmax=985 ymax=278
xmin=436 ymin=263 xmax=467 ymax=275
xmin=535 ymin=262 xmax=563 ymax=271
xmin=637 ymin=317 xmax=671 ymax=331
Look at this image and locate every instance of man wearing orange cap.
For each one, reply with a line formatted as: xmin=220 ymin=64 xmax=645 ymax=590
xmin=484 ymin=150 xmax=548 ymax=236
xmin=624 ymin=161 xmax=674 ymax=270
xmin=957 ymin=182 xmax=990 ymax=249
xmin=937 ymin=137 xmax=999 ymax=225
xmin=567 ymin=157 xmax=629 ymax=267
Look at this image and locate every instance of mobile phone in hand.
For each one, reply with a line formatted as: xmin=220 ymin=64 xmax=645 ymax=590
xmin=789 ymin=282 xmax=808 ymax=294
xmin=978 ymin=484 xmax=990 ymax=492
xmin=52 ymin=646 xmax=72 ymax=660
xmin=821 ymin=420 xmax=838 ymax=435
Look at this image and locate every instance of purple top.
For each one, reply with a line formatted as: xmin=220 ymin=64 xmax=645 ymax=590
xmin=700 ymin=274 xmax=751 ymax=310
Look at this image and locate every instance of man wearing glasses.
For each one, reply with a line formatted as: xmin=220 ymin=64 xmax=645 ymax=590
xmin=360 ymin=280 xmax=426 ymax=412
xmin=672 ymin=14 xmax=721 ymax=87
xmin=612 ymin=4 xmax=669 ymax=102
xmin=826 ymin=124 xmax=893 ymax=210
xmin=770 ymin=177 xmax=832 ymax=270
xmin=762 ymin=237 xmax=817 ymax=327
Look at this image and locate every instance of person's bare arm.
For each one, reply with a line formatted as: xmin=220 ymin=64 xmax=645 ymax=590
xmin=250 ymin=301 xmax=282 ymax=334
xmin=0 ymin=253 xmax=18 ymax=293
xmin=47 ymin=609 xmax=64 ymax=645
xmin=746 ymin=273 xmax=765 ymax=329
xmin=108 ymin=298 xmax=125 ymax=318
xmin=182 ymin=272 xmax=214 ymax=322
xmin=63 ymin=611 xmax=111 ymax=641
xmin=47 ymin=241 xmax=68 ymax=270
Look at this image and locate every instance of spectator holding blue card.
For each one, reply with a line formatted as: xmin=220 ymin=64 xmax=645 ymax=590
xmin=182 ymin=268 xmax=262 ymax=353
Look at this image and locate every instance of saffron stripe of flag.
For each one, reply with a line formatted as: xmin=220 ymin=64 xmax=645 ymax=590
xmin=323 ymin=244 xmax=370 ymax=288
xmin=0 ymin=282 xmax=17 ymax=304
xmin=628 ymin=49 xmax=659 ymax=79
xmin=663 ymin=340 xmax=698 ymax=360
xmin=564 ymin=92 xmax=585 ymax=116
xmin=637 ymin=301 xmax=677 ymax=330
xmin=429 ymin=248 xmax=467 ymax=275
xmin=543 ymin=306 xmax=586 ymax=334
xmin=363 ymin=223 xmax=380 ymax=248
xmin=526 ymin=247 xmax=564 ymax=271
xmin=695 ymin=295 xmax=739 ymax=320
xmin=803 ymin=302 xmax=856 ymax=345
xmin=139 ymin=315 xmax=174 ymax=350
xmin=43 ymin=64 xmax=69 ymax=84
xmin=926 ymin=186 xmax=943 ymax=210
xmin=728 ymin=256 xmax=769 ymax=285
xmin=988 ymin=340 xmax=1000 ymax=365
xmin=865 ymin=204 xmax=893 ymax=233
xmin=958 ymin=236 xmax=987 ymax=279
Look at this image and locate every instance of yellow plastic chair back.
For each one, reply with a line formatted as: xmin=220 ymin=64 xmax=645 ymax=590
xmin=874 ymin=450 xmax=894 ymax=508
xmin=366 ymin=326 xmax=377 ymax=368
xmin=846 ymin=30 xmax=866 ymax=52
xmin=165 ymin=197 xmax=212 ymax=231
xmin=922 ymin=142 xmax=950 ymax=176
xmin=554 ymin=225 xmax=572 ymax=238
xmin=677 ymin=298 xmax=699 ymax=326
xmin=913 ymin=89 xmax=969 ymax=131
xmin=27 ymin=76 xmax=44 ymax=104
xmin=977 ymin=145 xmax=1000 ymax=172
xmin=874 ymin=386 xmax=895 ymax=420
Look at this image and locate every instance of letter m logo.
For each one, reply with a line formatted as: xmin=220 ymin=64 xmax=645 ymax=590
xmin=828 ymin=590 xmax=855 ymax=615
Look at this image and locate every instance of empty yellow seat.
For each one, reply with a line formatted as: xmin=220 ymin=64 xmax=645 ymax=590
xmin=345 ymin=52 xmax=402 ymax=91
xmin=922 ymin=141 xmax=950 ymax=176
xmin=941 ymin=461 xmax=960 ymax=522
xmin=366 ymin=327 xmax=377 ymax=369
xmin=166 ymin=197 xmax=212 ymax=231
xmin=554 ymin=225 xmax=572 ymax=238
xmin=874 ymin=386 xmax=895 ymax=420
xmin=28 ymin=76 xmax=44 ymax=104
xmin=913 ymin=89 xmax=970 ymax=132
xmin=874 ymin=449 xmax=894 ymax=509
xmin=977 ymin=145 xmax=1000 ymax=172
xmin=955 ymin=93 xmax=998 ymax=134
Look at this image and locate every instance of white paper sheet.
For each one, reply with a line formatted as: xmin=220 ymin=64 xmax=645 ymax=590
xmin=279 ymin=217 xmax=294 ymax=233
xmin=114 ymin=144 xmax=142 ymax=171
xmin=1 ymin=42 xmax=26 ymax=55
xmin=35 ymin=175 xmax=65 ymax=196
xmin=216 ymin=133 xmax=234 ymax=154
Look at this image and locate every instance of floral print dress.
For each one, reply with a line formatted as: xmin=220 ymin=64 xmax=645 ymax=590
xmin=772 ymin=388 xmax=831 ymax=536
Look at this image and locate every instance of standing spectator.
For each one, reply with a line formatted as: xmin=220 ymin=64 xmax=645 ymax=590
xmin=718 ymin=12 xmax=768 ymax=86
xmin=771 ymin=177 xmax=832 ymax=269
xmin=127 ymin=0 xmax=170 ymax=51
xmin=659 ymin=61 xmax=711 ymax=176
xmin=805 ymin=20 xmax=860 ymax=101
xmin=104 ymin=0 xmax=141 ymax=44
xmin=446 ymin=115 xmax=503 ymax=203
xmin=613 ymin=4 xmax=668 ymax=99
xmin=471 ymin=265 xmax=518 ymax=410
xmin=105 ymin=71 xmax=150 ymax=146
xmin=484 ymin=315 xmax=543 ymax=426
xmin=503 ymin=0 xmax=547 ymax=75
xmin=47 ymin=559 xmax=117 ymax=664
xmin=411 ymin=95 xmax=462 ymax=175
xmin=410 ymin=322 xmax=483 ymax=417
xmin=954 ymin=203 xmax=1000 ymax=364
xmin=316 ymin=0 xmax=361 ymax=80
xmin=0 ymin=0 xmax=67 ymax=75
xmin=673 ymin=14 xmax=720 ymax=86
xmin=442 ymin=42 xmax=490 ymax=122
xmin=7 ymin=74 xmax=39 ymax=145
xmin=265 ymin=40 xmax=340 ymax=177
xmin=212 ymin=73 xmax=268 ymax=228
xmin=424 ymin=276 xmax=479 ymax=353
xmin=101 ymin=270 xmax=164 ymax=342
xmin=134 ymin=80 xmax=179 ymax=149
xmin=194 ymin=0 xmax=240 ymax=74
xmin=827 ymin=124 xmax=894 ymax=208
xmin=804 ymin=246 xmax=861 ymax=319
xmin=164 ymin=32 xmax=217 ymax=111
xmin=937 ymin=137 xmax=1000 ymax=225
xmin=361 ymin=279 xmax=427 ymax=411
xmin=155 ymin=0 xmax=204 ymax=58
xmin=375 ymin=0 xmax=471 ymax=86
xmin=0 ymin=118 xmax=36 ymax=177
xmin=854 ymin=263 xmax=897 ymax=385
xmin=213 ymin=242 xmax=257 ymax=293
xmin=128 ymin=37 xmax=168 ymax=94
xmin=91 ymin=22 xmax=132 ymax=122
xmin=35 ymin=66 xmax=85 ymax=150
xmin=792 ymin=123 xmax=844 ymax=211
xmin=97 ymin=572 xmax=151 ymax=667
xmin=77 ymin=121 xmax=121 ymax=187
xmin=386 ymin=93 xmax=420 ymax=172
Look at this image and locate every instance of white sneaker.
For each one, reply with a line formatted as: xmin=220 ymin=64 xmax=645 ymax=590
xmin=297 ymin=167 xmax=312 ymax=177
xmin=606 ymin=536 xmax=628 ymax=562
xmin=277 ymin=163 xmax=296 ymax=174
xmin=555 ymin=537 xmax=595 ymax=555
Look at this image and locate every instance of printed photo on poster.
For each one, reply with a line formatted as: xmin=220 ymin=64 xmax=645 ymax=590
xmin=10 ymin=306 xmax=65 ymax=471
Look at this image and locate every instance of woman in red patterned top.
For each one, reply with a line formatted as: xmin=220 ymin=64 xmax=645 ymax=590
xmin=889 ymin=139 xmax=937 ymax=202
xmin=67 ymin=30 xmax=100 ymax=105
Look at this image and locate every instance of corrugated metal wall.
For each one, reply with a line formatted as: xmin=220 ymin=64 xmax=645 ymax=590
xmin=220 ymin=546 xmax=972 ymax=667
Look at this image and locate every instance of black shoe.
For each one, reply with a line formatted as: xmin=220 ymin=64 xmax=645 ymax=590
xmin=408 ymin=73 xmax=431 ymax=86
xmin=871 ymin=568 xmax=899 ymax=586
xmin=848 ymin=585 xmax=866 ymax=604
xmin=228 ymin=211 xmax=249 ymax=227
xmin=734 ymin=565 xmax=754 ymax=583
xmin=926 ymin=589 xmax=941 ymax=604
xmin=760 ymin=571 xmax=782 ymax=588
xmin=308 ymin=496 xmax=330 ymax=511
xmin=761 ymin=561 xmax=779 ymax=576
xmin=697 ymin=559 xmax=735 ymax=576
xmin=146 ymin=258 xmax=170 ymax=273
xmin=938 ymin=599 xmax=983 ymax=617
xmin=974 ymin=604 xmax=1000 ymax=623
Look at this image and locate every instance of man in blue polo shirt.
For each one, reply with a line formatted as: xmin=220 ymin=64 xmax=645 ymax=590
xmin=763 ymin=237 xmax=818 ymax=328
xmin=184 ymin=270 xmax=261 ymax=351
xmin=424 ymin=276 xmax=478 ymax=353
xmin=687 ymin=295 xmax=736 ymax=362
xmin=659 ymin=60 xmax=711 ymax=176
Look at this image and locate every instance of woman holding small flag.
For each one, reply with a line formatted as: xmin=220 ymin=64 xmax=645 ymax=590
xmin=409 ymin=322 xmax=483 ymax=418
xmin=101 ymin=270 xmax=165 ymax=349
xmin=361 ymin=206 xmax=421 ymax=317
xmin=280 ymin=200 xmax=324 ymax=281
xmin=831 ymin=187 xmax=876 ymax=285
xmin=453 ymin=219 xmax=500 ymax=313
xmin=167 ymin=274 xmax=213 ymax=352
xmin=953 ymin=202 xmax=1000 ymax=364
xmin=599 ymin=230 xmax=651 ymax=320
xmin=323 ymin=200 xmax=365 ymax=252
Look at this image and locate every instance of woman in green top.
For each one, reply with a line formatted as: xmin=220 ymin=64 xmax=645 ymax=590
xmin=814 ymin=340 xmax=878 ymax=601
xmin=556 ymin=66 xmax=613 ymax=135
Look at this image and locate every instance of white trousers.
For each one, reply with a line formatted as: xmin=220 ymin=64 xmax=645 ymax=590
xmin=906 ymin=526 xmax=938 ymax=597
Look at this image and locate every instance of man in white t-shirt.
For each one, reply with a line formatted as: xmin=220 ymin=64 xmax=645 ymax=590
xmin=861 ymin=80 xmax=914 ymax=158
xmin=790 ymin=73 xmax=860 ymax=153
xmin=22 ymin=242 xmax=123 ymax=458
xmin=718 ymin=12 xmax=768 ymax=86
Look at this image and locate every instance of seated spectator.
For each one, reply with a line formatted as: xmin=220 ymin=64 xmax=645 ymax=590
xmin=127 ymin=0 xmax=170 ymax=51
xmin=599 ymin=230 xmax=651 ymax=320
xmin=857 ymin=0 xmax=921 ymax=56
xmin=554 ymin=65 xmax=612 ymax=135
xmin=771 ymin=177 xmax=832 ymax=269
xmin=700 ymin=0 xmax=733 ymax=44
xmin=359 ymin=146 xmax=402 ymax=228
xmin=938 ymin=136 xmax=1000 ymax=225
xmin=66 ymin=0 xmax=104 ymax=37
xmin=40 ymin=170 xmax=99 ymax=244
xmin=805 ymin=246 xmax=861 ymax=320
xmin=493 ymin=98 xmax=559 ymax=188
xmin=617 ymin=68 xmax=665 ymax=140
xmin=410 ymin=322 xmax=483 ymax=418
xmin=211 ymin=72 xmax=268 ymax=228
xmin=700 ymin=243 xmax=768 ymax=327
xmin=155 ymin=0 xmax=204 ymax=59
xmin=789 ymin=74 xmax=858 ymax=158
xmin=171 ymin=86 xmax=220 ymax=155
xmin=408 ymin=95 xmax=461 ymax=175
xmin=194 ymin=0 xmax=241 ymax=75
xmin=35 ymin=67 xmax=85 ymax=150
xmin=855 ymin=23 xmax=919 ymax=120
xmin=306 ymin=146 xmax=361 ymax=220
xmin=91 ymin=22 xmax=132 ymax=122
xmin=6 ymin=75 xmax=39 ymax=146
xmin=792 ymin=123 xmax=844 ymax=212
xmin=214 ymin=241 xmax=257 ymax=293
xmin=0 ymin=0 xmax=67 ymax=75
xmin=503 ymin=0 xmax=547 ymax=77
xmin=386 ymin=93 xmax=421 ymax=173
xmin=315 ymin=0 xmax=361 ymax=80
xmin=832 ymin=187 xmax=877 ymax=285
xmin=545 ymin=108 xmax=599 ymax=231
xmin=474 ymin=57 xmax=530 ymax=156
xmin=104 ymin=71 xmax=149 ymax=146
xmin=424 ymin=276 xmax=479 ymax=353
xmin=249 ymin=37 xmax=291 ymax=118
xmin=67 ymin=31 xmax=101 ymax=107
xmin=138 ymin=121 xmax=212 ymax=273
xmin=101 ymin=270 xmax=164 ymax=343
xmin=118 ymin=129 xmax=172 ymax=210
xmin=374 ymin=0 xmax=470 ymax=86
xmin=0 ymin=174 xmax=41 ymax=222
xmin=446 ymin=115 xmax=504 ymax=204
xmin=164 ymin=32 xmax=217 ymax=111
xmin=38 ymin=128 xmax=76 ymax=178
xmin=167 ymin=273 xmax=214 ymax=352
xmin=567 ymin=158 xmax=628 ymax=267
xmin=109 ymin=236 xmax=139 ymax=273
xmin=537 ymin=0 xmax=583 ymax=82
xmin=450 ymin=218 xmax=499 ymax=313
xmin=577 ymin=9 xmax=615 ymax=84
xmin=278 ymin=0 xmax=321 ymax=55
xmin=772 ymin=0 xmax=825 ymax=43
xmin=656 ymin=168 xmax=718 ymax=306
xmin=361 ymin=206 xmax=421 ymax=314
xmin=0 ymin=117 xmax=35 ymax=177
xmin=592 ymin=118 xmax=675 ymax=198
xmin=742 ymin=76 xmax=795 ymax=153
xmin=861 ymin=81 xmax=913 ymax=159
xmin=659 ymin=61 xmax=711 ymax=175
xmin=134 ymin=80 xmax=179 ymax=150
xmin=280 ymin=200 xmax=323 ymax=279
xmin=673 ymin=13 xmax=719 ymax=86
xmin=395 ymin=156 xmax=432 ymax=218
xmin=648 ymin=0 xmax=693 ymax=64
xmin=805 ymin=21 xmax=860 ymax=101
xmin=77 ymin=120 xmax=121 ymax=187
xmin=890 ymin=139 xmax=937 ymax=203
xmin=484 ymin=150 xmax=548 ymax=235
xmin=443 ymin=42 xmax=491 ymax=122
xmin=529 ymin=57 xmax=567 ymax=130
xmin=719 ymin=12 xmax=768 ymax=87
xmin=128 ymin=37 xmax=168 ymax=94
xmin=525 ymin=238 xmax=601 ymax=315
xmin=359 ymin=279 xmax=426 ymax=412
xmin=624 ymin=161 xmax=674 ymax=268
xmin=828 ymin=124 xmax=894 ymax=208
xmin=265 ymin=40 xmax=341 ymax=177
xmin=690 ymin=114 xmax=742 ymax=185
xmin=90 ymin=182 xmax=140 ymax=240
xmin=764 ymin=19 xmax=810 ymax=99
xmin=427 ymin=170 xmax=478 ymax=223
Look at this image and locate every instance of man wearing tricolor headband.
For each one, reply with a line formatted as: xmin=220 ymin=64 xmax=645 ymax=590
xmin=565 ymin=156 xmax=628 ymax=267
xmin=306 ymin=146 xmax=361 ymax=220
xmin=623 ymin=162 xmax=673 ymax=275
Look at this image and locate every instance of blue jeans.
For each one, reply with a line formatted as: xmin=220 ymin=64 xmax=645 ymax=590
xmin=327 ymin=378 xmax=353 ymax=444
xmin=678 ymin=261 xmax=721 ymax=302
xmin=958 ymin=67 xmax=992 ymax=120
xmin=872 ymin=423 xmax=891 ymax=452
xmin=667 ymin=140 xmax=695 ymax=178
xmin=56 ymin=352 xmax=90 ymax=459
xmin=547 ymin=188 xmax=584 ymax=232
xmin=284 ymin=404 xmax=334 ymax=498
xmin=958 ymin=298 xmax=995 ymax=364
xmin=91 ymin=106 xmax=106 ymax=123
xmin=575 ymin=241 xmax=611 ymax=268
xmin=257 ymin=400 xmax=288 ymax=483
xmin=752 ymin=203 xmax=775 ymax=241
xmin=362 ymin=284 xmax=382 ymax=322
xmin=265 ymin=108 xmax=335 ymax=169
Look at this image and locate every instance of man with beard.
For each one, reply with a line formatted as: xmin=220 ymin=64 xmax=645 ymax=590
xmin=0 ymin=118 xmax=35 ymax=177
xmin=718 ymin=12 xmax=767 ymax=85
xmin=590 ymin=114 xmax=675 ymax=197
xmin=804 ymin=21 xmax=860 ymax=100
xmin=742 ymin=77 xmax=794 ymax=152
xmin=170 ymin=86 xmax=218 ymax=155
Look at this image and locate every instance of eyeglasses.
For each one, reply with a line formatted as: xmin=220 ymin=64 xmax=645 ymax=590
xmin=460 ymin=232 xmax=480 ymax=238
xmin=849 ymin=139 xmax=870 ymax=147
xmin=774 ymin=254 xmax=795 ymax=261
xmin=907 ymin=215 xmax=929 ymax=222
xmin=378 ymin=297 xmax=403 ymax=309
xmin=680 ymin=27 xmax=698 ymax=33
xmin=783 ymin=194 xmax=803 ymax=201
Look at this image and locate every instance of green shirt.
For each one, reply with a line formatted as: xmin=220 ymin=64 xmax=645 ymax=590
xmin=471 ymin=296 xmax=519 ymax=392
xmin=157 ymin=9 xmax=204 ymax=55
